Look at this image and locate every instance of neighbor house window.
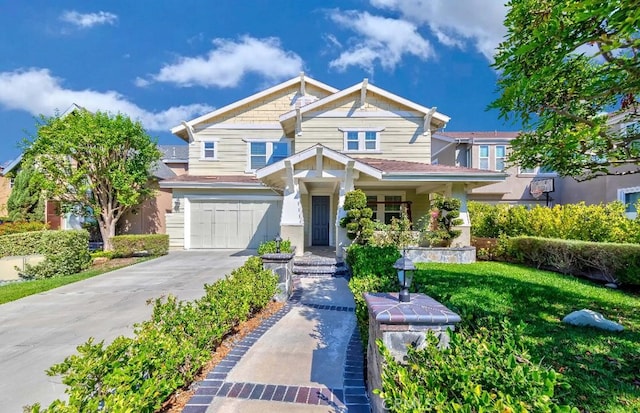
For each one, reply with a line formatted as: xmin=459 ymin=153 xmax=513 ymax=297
xmin=247 ymin=140 xmax=290 ymax=171
xmin=495 ymin=145 xmax=506 ymax=171
xmin=201 ymin=141 xmax=217 ymax=160
xmin=340 ymin=128 xmax=384 ymax=152
xmin=619 ymin=187 xmax=640 ymax=217
xmin=479 ymin=145 xmax=489 ymax=170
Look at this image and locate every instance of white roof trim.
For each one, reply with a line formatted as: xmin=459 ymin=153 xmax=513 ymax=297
xmin=279 ymin=81 xmax=451 ymax=125
xmin=255 ymin=144 xmax=383 ymax=180
xmin=171 ymin=75 xmax=339 ymax=135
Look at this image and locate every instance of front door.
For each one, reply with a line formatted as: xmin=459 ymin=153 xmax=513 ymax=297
xmin=311 ymin=196 xmax=330 ymax=246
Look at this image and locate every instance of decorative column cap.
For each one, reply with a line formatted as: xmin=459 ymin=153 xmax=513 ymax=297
xmin=364 ymin=292 xmax=461 ymax=325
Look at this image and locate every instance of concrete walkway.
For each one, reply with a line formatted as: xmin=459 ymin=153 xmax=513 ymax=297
xmin=0 ymin=250 xmax=252 ymax=413
xmin=182 ymin=275 xmax=371 ymax=413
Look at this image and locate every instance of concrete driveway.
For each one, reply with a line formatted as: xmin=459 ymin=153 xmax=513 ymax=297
xmin=0 ymin=250 xmax=253 ymax=412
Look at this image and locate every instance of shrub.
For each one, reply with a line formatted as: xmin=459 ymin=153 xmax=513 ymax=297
xmin=370 ymin=212 xmax=420 ymax=248
xmin=346 ymin=244 xmax=401 ymax=342
xmin=257 ymin=238 xmax=292 ymax=255
xmin=508 ymin=236 xmax=640 ymax=285
xmin=24 ymin=230 xmax=92 ymax=279
xmin=0 ymin=220 xmax=47 ymax=236
xmin=29 ymin=256 xmax=277 ymax=412
xmin=0 ymin=230 xmax=91 ymax=278
xmin=110 ymin=234 xmax=169 ymax=257
xmin=376 ymin=321 xmax=576 ymax=413
xmin=339 ymin=189 xmax=375 ymax=244
xmin=469 ymin=201 xmax=640 ymax=243
xmin=417 ymin=196 xmax=463 ymax=247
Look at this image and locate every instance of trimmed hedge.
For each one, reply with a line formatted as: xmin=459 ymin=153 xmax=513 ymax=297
xmin=0 ymin=230 xmax=91 ymax=279
xmin=0 ymin=221 xmax=47 ymax=236
xmin=110 ymin=234 xmax=169 ymax=257
xmin=29 ymin=256 xmax=277 ymax=412
xmin=508 ymin=236 xmax=640 ymax=286
xmin=469 ymin=201 xmax=640 ymax=243
xmin=257 ymin=238 xmax=292 ymax=255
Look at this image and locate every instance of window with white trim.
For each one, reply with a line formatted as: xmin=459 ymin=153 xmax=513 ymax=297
xmin=365 ymin=192 xmax=405 ymax=224
xmin=247 ymin=140 xmax=289 ymax=171
xmin=384 ymin=195 xmax=402 ymax=224
xmin=479 ymin=145 xmax=489 ymax=170
xmin=201 ymin=140 xmax=217 ymax=160
xmin=619 ymin=186 xmax=640 ymax=218
xmin=495 ymin=145 xmax=506 ymax=171
xmin=366 ymin=195 xmax=378 ymax=221
xmin=340 ymin=128 xmax=383 ymax=152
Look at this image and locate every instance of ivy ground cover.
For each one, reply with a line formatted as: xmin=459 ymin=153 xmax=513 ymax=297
xmin=413 ymin=262 xmax=640 ymax=412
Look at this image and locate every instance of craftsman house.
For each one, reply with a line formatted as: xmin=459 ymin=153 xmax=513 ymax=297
xmin=161 ymin=75 xmax=507 ymax=255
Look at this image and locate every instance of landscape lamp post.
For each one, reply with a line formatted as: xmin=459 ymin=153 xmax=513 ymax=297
xmin=393 ymin=251 xmax=415 ymax=303
xmin=274 ymin=234 xmax=282 ymax=253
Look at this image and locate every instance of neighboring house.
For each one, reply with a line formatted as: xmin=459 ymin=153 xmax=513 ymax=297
xmin=161 ymin=74 xmax=508 ymax=255
xmin=433 ymin=132 xmax=558 ymax=206
xmin=118 ymin=145 xmax=188 ymax=234
xmin=555 ymin=110 xmax=640 ymax=217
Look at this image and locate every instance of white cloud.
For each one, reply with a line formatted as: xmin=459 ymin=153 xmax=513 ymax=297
xmin=141 ymin=36 xmax=304 ymax=88
xmin=370 ymin=0 xmax=507 ymax=61
xmin=0 ymin=68 xmax=213 ymax=131
xmin=60 ymin=10 xmax=118 ymax=28
xmin=328 ymin=10 xmax=433 ymax=72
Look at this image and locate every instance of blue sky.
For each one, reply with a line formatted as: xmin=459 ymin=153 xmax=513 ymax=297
xmin=0 ymin=0 xmax=512 ymax=164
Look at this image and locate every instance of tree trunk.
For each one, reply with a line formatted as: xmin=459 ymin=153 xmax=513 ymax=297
xmin=99 ymin=215 xmax=118 ymax=251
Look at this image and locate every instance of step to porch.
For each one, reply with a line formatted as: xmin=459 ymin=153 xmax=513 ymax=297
xmin=293 ymin=253 xmax=349 ymax=278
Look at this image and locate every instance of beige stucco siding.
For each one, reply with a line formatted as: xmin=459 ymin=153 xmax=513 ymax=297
xmin=0 ymin=176 xmax=10 ymax=216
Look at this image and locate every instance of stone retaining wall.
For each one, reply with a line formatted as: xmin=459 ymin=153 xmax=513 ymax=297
xmin=404 ymin=246 xmax=476 ymax=264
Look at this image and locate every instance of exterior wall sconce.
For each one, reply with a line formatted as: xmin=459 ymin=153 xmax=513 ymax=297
xmin=393 ymin=251 xmax=415 ymax=303
xmin=173 ymin=198 xmax=181 ymax=212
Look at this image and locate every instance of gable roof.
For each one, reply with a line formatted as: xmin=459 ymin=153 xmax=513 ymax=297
xmin=171 ymin=74 xmax=339 ymax=139
xmin=2 ymin=154 xmax=23 ymax=175
xmin=279 ymin=79 xmax=450 ymax=126
xmin=255 ymin=144 xmax=383 ymax=180
xmin=159 ymin=145 xmax=189 ymax=162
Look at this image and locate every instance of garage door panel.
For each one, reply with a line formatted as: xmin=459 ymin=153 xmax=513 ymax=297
xmin=190 ymin=200 xmax=282 ymax=249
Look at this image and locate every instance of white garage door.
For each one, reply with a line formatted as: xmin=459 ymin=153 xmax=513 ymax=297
xmin=189 ymin=200 xmax=282 ymax=249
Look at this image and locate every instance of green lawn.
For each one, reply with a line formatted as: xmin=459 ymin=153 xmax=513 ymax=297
xmin=0 ymin=259 xmax=147 ymax=305
xmin=413 ymin=262 xmax=640 ymax=412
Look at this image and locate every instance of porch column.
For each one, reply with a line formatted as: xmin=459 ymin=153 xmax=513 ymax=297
xmin=336 ymin=160 xmax=355 ymax=258
xmin=281 ymin=160 xmax=305 ymax=256
xmin=451 ymin=183 xmax=471 ymax=247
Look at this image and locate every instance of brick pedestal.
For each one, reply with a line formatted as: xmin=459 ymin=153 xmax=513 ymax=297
xmin=261 ymin=252 xmax=295 ymax=302
xmin=364 ymin=293 xmax=461 ymax=413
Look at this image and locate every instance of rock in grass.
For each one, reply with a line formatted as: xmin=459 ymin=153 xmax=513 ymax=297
xmin=562 ymin=309 xmax=624 ymax=332
xmin=604 ymin=283 xmax=618 ymax=289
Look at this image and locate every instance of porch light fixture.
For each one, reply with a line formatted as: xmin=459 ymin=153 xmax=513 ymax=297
xmin=173 ymin=198 xmax=180 ymax=212
xmin=393 ymin=250 xmax=415 ymax=303
xmin=274 ymin=234 xmax=283 ymax=253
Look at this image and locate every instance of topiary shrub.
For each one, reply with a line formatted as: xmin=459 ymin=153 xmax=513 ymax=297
xmin=110 ymin=234 xmax=169 ymax=257
xmin=339 ymin=189 xmax=375 ymax=245
xmin=418 ymin=196 xmax=463 ymax=247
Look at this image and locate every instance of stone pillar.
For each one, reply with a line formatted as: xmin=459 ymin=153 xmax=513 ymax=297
xmin=451 ymin=182 xmax=471 ymax=247
xmin=364 ymin=292 xmax=461 ymax=413
xmin=261 ymin=251 xmax=295 ymax=302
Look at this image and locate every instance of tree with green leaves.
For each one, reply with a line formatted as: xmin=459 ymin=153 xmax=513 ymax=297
xmin=7 ymin=161 xmax=45 ymax=222
xmin=492 ymin=0 xmax=640 ymax=181
xmin=26 ymin=109 xmax=161 ymax=251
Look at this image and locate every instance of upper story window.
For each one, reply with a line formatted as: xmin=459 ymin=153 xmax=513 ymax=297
xmin=200 ymin=140 xmax=218 ymax=160
xmin=495 ymin=145 xmax=506 ymax=171
xmin=479 ymin=145 xmax=489 ymax=170
xmin=340 ymin=127 xmax=384 ymax=152
xmin=247 ymin=140 xmax=289 ymax=171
